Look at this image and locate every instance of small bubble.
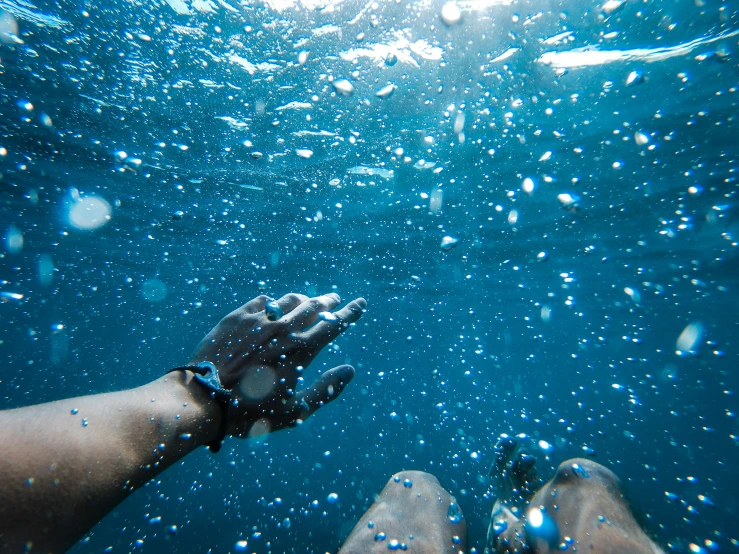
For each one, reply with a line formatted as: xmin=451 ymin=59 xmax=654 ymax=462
xmin=537 ymin=439 xmax=553 ymax=452
xmin=557 ymin=193 xmax=581 ymax=211
xmin=634 ymin=131 xmax=650 ymax=145
xmin=332 ymin=79 xmax=354 ymax=96
xmin=0 ymin=291 xmax=22 ymax=304
xmin=403 ymin=479 xmax=413 ymax=488
xmin=440 ymin=236 xmax=459 ymax=251
xmin=581 ymin=445 xmax=596 ymax=457
xmin=447 ymin=502 xmax=463 ymax=523
xmin=625 ymin=70 xmax=645 ymax=86
xmin=317 ymin=311 xmax=338 ymax=322
xmin=376 ymin=84 xmax=397 ymax=99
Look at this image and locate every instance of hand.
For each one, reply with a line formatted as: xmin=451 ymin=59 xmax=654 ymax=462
xmin=189 ymin=292 xmax=366 ymax=438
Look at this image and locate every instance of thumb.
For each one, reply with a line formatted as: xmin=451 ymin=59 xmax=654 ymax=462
xmin=294 ymin=364 xmax=355 ymax=421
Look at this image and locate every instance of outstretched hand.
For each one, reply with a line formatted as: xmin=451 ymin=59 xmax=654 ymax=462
xmin=189 ymin=292 xmax=366 ymax=438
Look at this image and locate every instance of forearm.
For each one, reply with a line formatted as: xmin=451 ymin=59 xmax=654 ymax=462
xmin=0 ymin=371 xmax=219 ymax=553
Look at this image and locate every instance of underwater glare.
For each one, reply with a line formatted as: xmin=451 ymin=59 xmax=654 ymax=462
xmin=0 ymin=0 xmax=737 ymax=552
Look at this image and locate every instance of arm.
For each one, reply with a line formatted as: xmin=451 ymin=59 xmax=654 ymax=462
xmin=0 ymin=292 xmax=366 ymax=553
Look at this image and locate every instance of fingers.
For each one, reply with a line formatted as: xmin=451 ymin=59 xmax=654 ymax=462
xmin=241 ymin=295 xmax=270 ymax=314
xmin=282 ymin=293 xmax=341 ymax=329
xmin=273 ymin=293 xmax=309 ymax=315
xmin=240 ymin=294 xmax=309 ymax=317
xmin=293 ymin=364 xmax=355 ymax=420
xmin=299 ymin=297 xmax=366 ymax=346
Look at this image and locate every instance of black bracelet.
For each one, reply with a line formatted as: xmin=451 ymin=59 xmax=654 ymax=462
xmin=167 ymin=362 xmax=231 ymax=453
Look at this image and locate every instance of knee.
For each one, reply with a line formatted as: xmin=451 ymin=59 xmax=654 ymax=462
xmin=551 ymin=458 xmax=623 ymax=493
xmin=388 ymin=470 xmax=442 ymax=488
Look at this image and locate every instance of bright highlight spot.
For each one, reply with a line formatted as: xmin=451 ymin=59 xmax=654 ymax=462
xmin=527 ymin=507 xmax=544 ymax=528
xmin=440 ymin=2 xmax=461 ymax=25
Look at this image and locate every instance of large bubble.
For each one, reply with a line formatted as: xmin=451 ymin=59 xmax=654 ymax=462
xmin=0 ymin=10 xmax=19 ymax=45
xmin=239 ymin=366 xmax=277 ymax=401
xmin=141 ymin=279 xmax=168 ymax=302
xmin=67 ymin=194 xmax=111 ymax=230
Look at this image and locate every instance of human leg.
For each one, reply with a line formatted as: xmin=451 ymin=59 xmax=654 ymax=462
xmin=488 ymin=458 xmax=664 ymax=554
xmin=339 ymin=470 xmax=467 ymax=553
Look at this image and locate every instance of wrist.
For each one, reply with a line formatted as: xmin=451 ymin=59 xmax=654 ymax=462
xmin=147 ymin=371 xmax=222 ymax=451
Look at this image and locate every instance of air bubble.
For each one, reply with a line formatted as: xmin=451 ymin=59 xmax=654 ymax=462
xmin=440 ymin=2 xmax=461 ymax=25
xmin=440 ymin=236 xmax=458 ymax=251
xmin=332 ymin=79 xmax=354 ymax=96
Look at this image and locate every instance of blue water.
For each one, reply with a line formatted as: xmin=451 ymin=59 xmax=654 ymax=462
xmin=0 ymin=0 xmax=737 ymax=551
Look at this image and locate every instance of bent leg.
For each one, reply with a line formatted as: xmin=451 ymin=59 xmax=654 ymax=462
xmin=492 ymin=458 xmax=664 ymax=554
xmin=339 ymin=470 xmax=467 ymax=553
